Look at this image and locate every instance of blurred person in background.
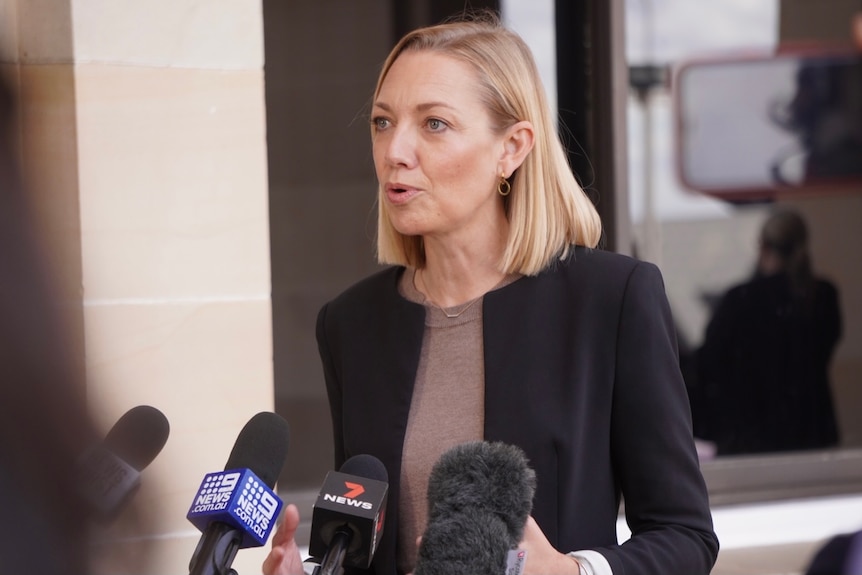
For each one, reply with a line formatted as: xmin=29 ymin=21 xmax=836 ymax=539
xmin=695 ymin=207 xmax=842 ymax=455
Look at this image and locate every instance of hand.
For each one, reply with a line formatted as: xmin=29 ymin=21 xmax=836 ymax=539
xmin=262 ymin=504 xmax=306 ymax=575
xmin=519 ymin=516 xmax=581 ymax=575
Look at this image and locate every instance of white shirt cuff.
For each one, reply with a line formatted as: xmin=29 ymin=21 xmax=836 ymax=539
xmin=569 ymin=550 xmax=613 ymax=575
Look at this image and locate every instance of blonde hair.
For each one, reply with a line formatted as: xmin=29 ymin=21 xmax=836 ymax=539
xmin=373 ymin=13 xmax=602 ymax=276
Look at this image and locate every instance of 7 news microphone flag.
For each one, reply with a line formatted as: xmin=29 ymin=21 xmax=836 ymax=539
xmin=309 ymin=454 xmax=389 ymax=575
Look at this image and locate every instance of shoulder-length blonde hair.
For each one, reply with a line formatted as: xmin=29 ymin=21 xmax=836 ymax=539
xmin=373 ymin=13 xmax=602 ymax=276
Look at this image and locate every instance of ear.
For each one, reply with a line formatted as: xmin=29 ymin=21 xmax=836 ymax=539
xmin=498 ymin=120 xmax=535 ymax=178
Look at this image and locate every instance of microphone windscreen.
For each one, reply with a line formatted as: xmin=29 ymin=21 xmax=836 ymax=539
xmin=426 ymin=441 xmax=535 ymax=540
xmin=415 ymin=441 xmax=536 ymax=575
xmin=104 ymin=405 xmax=170 ymax=471
xmin=224 ymin=412 xmax=290 ymax=488
xmin=340 ymin=454 xmax=388 ymax=482
xmin=417 ymin=513 xmax=512 ymax=575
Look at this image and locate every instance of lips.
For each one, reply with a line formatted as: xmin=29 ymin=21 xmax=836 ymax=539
xmin=387 ymin=182 xmax=414 ymax=193
xmin=385 ymin=183 xmax=421 ymax=205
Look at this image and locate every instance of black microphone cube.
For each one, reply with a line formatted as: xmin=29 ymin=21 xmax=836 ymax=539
xmin=309 ymin=470 xmax=388 ymax=569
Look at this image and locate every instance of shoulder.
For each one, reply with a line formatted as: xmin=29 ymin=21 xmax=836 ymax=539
xmin=814 ymin=276 xmax=839 ymax=297
xmin=716 ymin=274 xmax=776 ymax=305
xmin=563 ymin=245 xmax=641 ymax=269
xmin=721 ymin=280 xmax=757 ymax=302
xmin=492 ymin=246 xmax=666 ymax=311
xmin=541 ymin=246 xmax=663 ymax=288
xmin=319 ymin=265 xmax=422 ymax=328
xmin=327 ymin=265 xmax=404 ymax=307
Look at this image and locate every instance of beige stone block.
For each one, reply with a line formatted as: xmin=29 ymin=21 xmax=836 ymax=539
xmin=6 ymin=0 xmax=263 ymax=67
xmin=84 ymin=298 xmax=275 ymax=437
xmin=72 ymin=0 xmax=264 ymax=69
xmin=0 ymin=0 xmax=19 ymax=61
xmin=84 ymin=298 xmax=277 ymax=574
xmin=17 ymin=0 xmax=75 ymax=63
xmin=74 ymin=65 xmax=271 ymax=301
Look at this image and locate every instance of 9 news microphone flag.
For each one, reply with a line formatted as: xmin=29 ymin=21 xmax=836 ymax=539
xmin=186 ymin=412 xmax=290 ymax=575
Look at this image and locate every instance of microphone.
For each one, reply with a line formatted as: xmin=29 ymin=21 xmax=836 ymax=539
xmin=414 ymin=441 xmax=536 ymax=575
xmin=186 ymin=411 xmax=290 ymax=575
xmin=77 ymin=404 xmax=170 ymax=523
xmin=308 ymin=454 xmax=389 ymax=575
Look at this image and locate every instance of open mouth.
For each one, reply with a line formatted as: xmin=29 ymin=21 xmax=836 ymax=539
xmin=387 ymin=183 xmax=415 ymax=195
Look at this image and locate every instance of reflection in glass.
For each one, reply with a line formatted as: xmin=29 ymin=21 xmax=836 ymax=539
xmin=770 ymin=55 xmax=862 ymax=185
xmin=677 ymin=52 xmax=862 ymax=196
xmin=688 ymin=208 xmax=842 ymax=455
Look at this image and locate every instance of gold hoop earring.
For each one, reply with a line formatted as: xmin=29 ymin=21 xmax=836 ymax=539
xmin=498 ymin=174 xmax=511 ymax=197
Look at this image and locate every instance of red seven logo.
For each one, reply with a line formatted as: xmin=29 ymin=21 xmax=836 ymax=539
xmin=344 ymin=481 xmax=365 ymax=498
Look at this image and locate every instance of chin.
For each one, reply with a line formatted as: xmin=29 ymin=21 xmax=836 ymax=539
xmin=389 ymin=217 xmax=431 ymax=238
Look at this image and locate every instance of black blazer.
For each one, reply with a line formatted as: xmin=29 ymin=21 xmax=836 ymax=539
xmin=316 ymin=247 xmax=719 ymax=575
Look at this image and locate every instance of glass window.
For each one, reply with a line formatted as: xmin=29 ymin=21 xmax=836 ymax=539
xmin=626 ymin=0 xmax=862 ymax=461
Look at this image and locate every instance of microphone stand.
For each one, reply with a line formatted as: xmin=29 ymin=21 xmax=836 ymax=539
xmin=316 ymin=526 xmax=352 ymax=575
xmin=189 ymin=522 xmax=243 ymax=575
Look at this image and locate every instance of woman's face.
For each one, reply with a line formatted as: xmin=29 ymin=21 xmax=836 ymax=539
xmin=371 ymin=50 xmax=508 ymax=242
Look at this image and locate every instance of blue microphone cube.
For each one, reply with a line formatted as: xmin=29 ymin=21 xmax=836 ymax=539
xmin=186 ymin=468 xmax=283 ymax=548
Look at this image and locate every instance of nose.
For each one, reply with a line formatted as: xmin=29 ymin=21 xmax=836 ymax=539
xmin=381 ymin=125 xmax=418 ymax=169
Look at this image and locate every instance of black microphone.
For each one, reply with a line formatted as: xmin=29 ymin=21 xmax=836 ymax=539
xmin=186 ymin=412 xmax=290 ymax=575
xmin=414 ymin=441 xmax=536 ymax=575
xmin=308 ymin=454 xmax=389 ymax=575
xmin=77 ymin=405 xmax=170 ymax=523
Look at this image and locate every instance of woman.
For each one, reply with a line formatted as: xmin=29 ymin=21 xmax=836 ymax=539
xmin=265 ymin=13 xmax=718 ymax=575
xmin=696 ymin=208 xmax=842 ymax=455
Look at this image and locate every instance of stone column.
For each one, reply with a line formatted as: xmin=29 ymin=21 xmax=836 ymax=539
xmin=2 ymin=0 xmax=276 ymax=571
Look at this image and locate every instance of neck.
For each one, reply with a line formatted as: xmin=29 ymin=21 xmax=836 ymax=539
xmin=417 ymin=220 xmax=509 ymax=307
xmin=415 ymin=263 xmax=505 ymax=309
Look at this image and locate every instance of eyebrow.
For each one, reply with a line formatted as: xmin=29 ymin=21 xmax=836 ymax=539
xmin=373 ymin=101 xmax=457 ymax=113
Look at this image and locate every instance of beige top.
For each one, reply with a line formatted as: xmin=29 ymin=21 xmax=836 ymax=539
xmin=395 ymin=268 xmax=518 ymax=574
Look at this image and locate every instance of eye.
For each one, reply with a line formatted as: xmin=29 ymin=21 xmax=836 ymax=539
xmin=372 ymin=117 xmax=391 ymax=131
xmin=426 ymin=118 xmax=447 ymax=132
